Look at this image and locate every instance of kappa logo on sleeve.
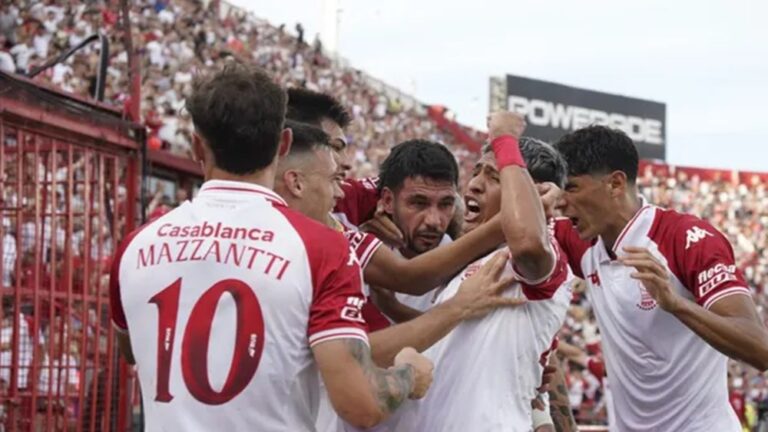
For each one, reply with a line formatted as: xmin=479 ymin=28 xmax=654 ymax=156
xmin=685 ymin=226 xmax=713 ymax=250
xmin=340 ymin=296 xmax=366 ymax=323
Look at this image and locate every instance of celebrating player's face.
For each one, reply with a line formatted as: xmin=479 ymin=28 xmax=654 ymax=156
xmin=558 ymin=174 xmax=613 ymax=240
xmin=463 ymin=152 xmax=502 ymax=235
xmin=296 ymin=147 xmax=345 ymax=223
xmin=319 ymin=117 xmax=352 ymax=179
xmin=385 ymin=177 xmax=456 ymax=255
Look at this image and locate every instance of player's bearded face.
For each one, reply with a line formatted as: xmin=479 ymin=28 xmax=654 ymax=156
xmin=559 ymin=174 xmax=612 ymax=240
xmin=389 ymin=177 xmax=456 ymax=254
xmin=462 ymin=153 xmax=502 ymax=236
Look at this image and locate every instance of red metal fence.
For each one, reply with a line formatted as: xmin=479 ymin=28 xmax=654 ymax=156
xmin=0 ymin=72 xmax=141 ymax=432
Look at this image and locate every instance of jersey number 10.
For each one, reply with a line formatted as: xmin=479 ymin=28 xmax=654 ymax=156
xmin=149 ymin=278 xmax=266 ymax=405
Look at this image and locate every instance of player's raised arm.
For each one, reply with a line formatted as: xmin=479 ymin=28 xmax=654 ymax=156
xmin=489 ymin=112 xmax=554 ymax=281
xmin=363 ymin=214 xmax=504 ymax=295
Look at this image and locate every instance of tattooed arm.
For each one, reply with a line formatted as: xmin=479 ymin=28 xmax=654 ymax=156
xmin=547 ymin=354 xmax=579 ymax=432
xmin=313 ymin=339 xmax=433 ymax=428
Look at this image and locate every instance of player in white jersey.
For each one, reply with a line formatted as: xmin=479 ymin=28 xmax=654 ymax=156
xmin=275 ymin=118 xmax=528 ymax=432
xmin=386 ymin=112 xmax=574 ymax=432
xmin=109 ymin=63 xmax=434 ymax=432
xmin=285 ymin=95 xmax=513 ymax=324
xmin=543 ymin=125 xmax=768 ymax=431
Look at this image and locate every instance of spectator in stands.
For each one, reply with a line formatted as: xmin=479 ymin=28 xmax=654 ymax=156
xmin=2 ymin=221 xmax=15 ymax=288
xmin=0 ymin=3 xmax=17 ymax=45
xmin=0 ymin=34 xmax=15 ymax=73
xmin=0 ymin=298 xmax=34 ymax=393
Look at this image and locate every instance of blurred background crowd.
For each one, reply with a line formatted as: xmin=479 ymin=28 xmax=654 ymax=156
xmin=1 ymin=0 xmax=767 ymax=429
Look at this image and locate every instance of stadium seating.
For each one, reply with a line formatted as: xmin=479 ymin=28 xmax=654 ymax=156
xmin=3 ymin=0 xmax=767 ymax=428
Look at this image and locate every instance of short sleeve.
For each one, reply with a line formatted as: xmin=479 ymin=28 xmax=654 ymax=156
xmin=306 ymin=236 xmax=370 ymax=347
xmin=109 ymin=227 xmax=146 ymax=332
xmin=276 ymin=206 xmax=371 ymax=347
xmin=552 ymin=218 xmax=591 ymax=279
xmin=513 ymin=237 xmax=570 ymax=300
xmin=343 ymin=230 xmax=383 ymax=270
xmin=667 ymin=217 xmax=750 ymax=310
xmin=332 ymin=177 xmax=380 ymax=228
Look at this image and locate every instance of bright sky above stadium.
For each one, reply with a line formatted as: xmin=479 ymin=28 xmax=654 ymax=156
xmin=233 ymin=0 xmax=767 ymax=172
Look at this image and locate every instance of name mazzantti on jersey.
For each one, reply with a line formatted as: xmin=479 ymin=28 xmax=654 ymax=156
xmin=134 ymin=221 xmax=290 ymax=280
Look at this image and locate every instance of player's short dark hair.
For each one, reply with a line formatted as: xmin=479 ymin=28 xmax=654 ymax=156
xmin=482 ymin=137 xmax=567 ymax=187
xmin=286 ymin=88 xmax=351 ymax=128
xmin=186 ymin=61 xmax=286 ymax=175
xmin=285 ymin=120 xmax=330 ymax=156
xmin=554 ymin=125 xmax=639 ymax=184
xmin=378 ymin=139 xmax=459 ymax=192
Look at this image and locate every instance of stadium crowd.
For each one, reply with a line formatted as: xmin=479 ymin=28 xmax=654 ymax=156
xmin=2 ymin=0 xmax=768 ymax=430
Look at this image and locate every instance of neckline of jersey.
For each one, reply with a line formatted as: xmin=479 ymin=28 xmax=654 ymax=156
xmin=607 ymin=196 xmax=653 ymax=257
xmin=198 ymin=179 xmax=287 ymax=205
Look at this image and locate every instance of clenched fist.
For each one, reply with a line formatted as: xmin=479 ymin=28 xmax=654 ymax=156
xmin=394 ymin=347 xmax=434 ymax=399
xmin=488 ymin=111 xmax=526 ymax=140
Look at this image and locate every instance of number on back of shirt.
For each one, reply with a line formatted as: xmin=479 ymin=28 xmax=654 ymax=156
xmin=150 ymin=278 xmax=265 ymax=405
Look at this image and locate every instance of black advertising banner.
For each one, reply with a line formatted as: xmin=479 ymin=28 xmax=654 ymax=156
xmin=503 ymin=75 xmax=666 ymax=160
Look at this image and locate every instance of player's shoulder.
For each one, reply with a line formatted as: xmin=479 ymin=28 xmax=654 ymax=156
xmin=551 ymin=217 xmax=596 ymax=247
xmin=648 ymin=207 xmax=724 ymax=245
xmin=343 ymin=176 xmax=379 ymax=191
xmin=274 ymin=205 xmax=350 ymax=252
xmin=121 ymin=206 xmax=181 ymax=249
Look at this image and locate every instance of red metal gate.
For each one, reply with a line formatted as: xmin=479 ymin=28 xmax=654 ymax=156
xmin=0 ymin=72 xmax=141 ymax=432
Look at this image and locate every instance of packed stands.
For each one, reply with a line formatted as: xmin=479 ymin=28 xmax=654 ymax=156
xmin=2 ymin=0 xmax=767 ymax=430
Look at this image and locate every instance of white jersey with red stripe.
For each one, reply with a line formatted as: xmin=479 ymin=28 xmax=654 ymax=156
xmin=554 ymin=203 xmax=747 ymax=432
xmin=390 ymin=240 xmax=573 ymax=432
xmin=109 ymin=180 xmax=369 ymax=432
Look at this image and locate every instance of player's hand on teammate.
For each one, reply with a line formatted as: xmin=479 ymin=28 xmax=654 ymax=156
xmin=620 ymin=246 xmax=683 ymax=313
xmin=360 ymin=202 xmax=405 ymax=248
xmin=487 ymin=111 xmax=527 ymax=140
xmin=393 ymin=347 xmax=434 ymax=399
xmin=453 ymin=250 xmax=526 ymax=320
xmin=536 ymin=182 xmax=563 ymax=220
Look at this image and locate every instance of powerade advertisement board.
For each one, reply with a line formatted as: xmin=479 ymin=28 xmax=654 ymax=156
xmin=494 ymin=75 xmax=666 ymax=160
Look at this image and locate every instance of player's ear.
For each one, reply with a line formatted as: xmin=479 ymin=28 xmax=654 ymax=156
xmin=380 ymin=187 xmax=395 ymax=215
xmin=277 ymin=127 xmax=292 ymax=158
xmin=191 ymin=132 xmax=206 ymax=166
xmin=282 ymin=170 xmax=303 ymax=198
xmin=607 ymin=170 xmax=628 ymax=198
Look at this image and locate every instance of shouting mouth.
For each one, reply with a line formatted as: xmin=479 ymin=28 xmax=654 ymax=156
xmin=464 ymin=196 xmax=481 ymax=224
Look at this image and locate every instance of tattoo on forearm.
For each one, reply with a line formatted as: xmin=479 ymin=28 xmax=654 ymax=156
xmin=549 ymin=383 xmax=578 ymax=432
xmin=345 ymin=339 xmax=414 ymax=414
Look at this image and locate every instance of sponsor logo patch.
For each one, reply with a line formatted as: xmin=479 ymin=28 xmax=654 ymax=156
xmin=341 ymin=297 xmax=366 ymax=323
xmin=697 ymin=263 xmax=737 ymax=298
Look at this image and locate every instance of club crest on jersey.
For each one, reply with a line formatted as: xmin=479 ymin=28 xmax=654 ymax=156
xmin=341 ymin=296 xmax=366 ymax=323
xmin=461 ymin=261 xmax=483 ymax=281
xmin=587 ymin=271 xmax=601 ymax=286
xmin=685 ymin=226 xmax=713 ymax=250
xmin=636 ymin=286 xmax=657 ymax=311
